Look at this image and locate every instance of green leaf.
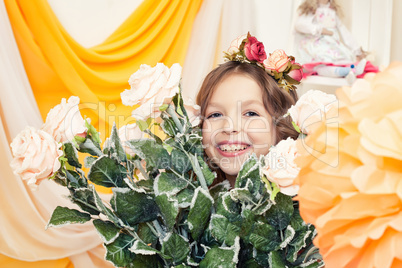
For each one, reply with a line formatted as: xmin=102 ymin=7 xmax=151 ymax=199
xmin=242 ymin=259 xmax=263 ymax=268
xmin=130 ymin=254 xmax=164 ymax=267
xmin=154 ymin=172 xmax=188 ymax=196
xmin=215 ymin=192 xmax=241 ymax=221
xmin=235 ymin=154 xmax=262 ymax=197
xmin=200 ymin=247 xmax=236 ymax=268
xmin=160 ymin=116 xmax=177 ymax=137
xmin=268 ymin=251 xmax=286 ymax=268
xmin=172 ymin=93 xmax=185 ymax=117
xmin=105 ymin=123 xmax=127 ymax=163
xmin=199 ymin=237 xmax=240 ymax=268
xmin=300 ymin=260 xmax=325 ymax=268
xmin=175 ymin=188 xmax=194 ymax=208
xmin=266 ymin=193 xmax=294 ymax=230
xmin=171 ymin=149 xmax=192 ymax=173
xmin=137 ymin=223 xmax=157 ymax=245
xmin=159 ymin=103 xmax=169 ymax=111
xmin=93 ymin=219 xmax=121 ymax=244
xmin=128 ymin=139 xmax=171 ymax=169
xmin=85 ymin=119 xmax=101 ymax=143
xmin=279 ymin=225 xmax=296 ymax=250
xmin=136 ymin=119 xmax=148 ymax=131
xmin=79 ymin=136 xmax=102 ymax=156
xmin=155 ymin=194 xmax=179 ymax=231
xmin=111 ymin=188 xmax=159 ymax=226
xmin=187 ymin=187 xmax=214 ymax=240
xmin=130 ymin=240 xmax=162 ymax=256
xmin=63 ymin=142 xmax=81 ymax=168
xmin=209 ymin=181 xmax=231 ymax=201
xmin=292 ymin=120 xmax=301 ymax=133
xmin=183 ymin=131 xmax=203 ymax=155
xmin=248 ymin=222 xmax=281 ymax=252
xmin=91 ymin=185 xmax=119 ymax=224
xmin=196 ymin=156 xmax=216 ymax=186
xmin=88 ymin=156 xmax=127 ymax=188
xmin=70 ymin=187 xmax=99 ymax=215
xmin=161 ymin=233 xmax=190 ymax=265
xmin=254 ymin=249 xmax=269 ymax=267
xmin=84 ymin=156 xmax=97 ymax=168
xmin=46 ymin=206 xmax=91 ymax=229
xmin=230 ymin=180 xmax=258 ymax=204
xmin=209 ymin=214 xmax=241 ymax=246
xmin=66 ymin=170 xmax=87 ymax=188
xmin=240 ymin=209 xmax=255 ymax=243
xmin=105 ymin=233 xmax=135 ymax=267
xmin=287 ymin=225 xmax=318 ymax=264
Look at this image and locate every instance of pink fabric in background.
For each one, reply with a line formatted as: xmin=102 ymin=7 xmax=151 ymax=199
xmin=302 ymin=61 xmax=379 ymax=78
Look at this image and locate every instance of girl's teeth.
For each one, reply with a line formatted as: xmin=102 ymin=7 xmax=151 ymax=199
xmin=219 ymin=144 xmax=248 ymax=152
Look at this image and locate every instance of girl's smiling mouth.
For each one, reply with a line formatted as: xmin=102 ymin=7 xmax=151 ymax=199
xmin=216 ymin=141 xmax=251 ymax=157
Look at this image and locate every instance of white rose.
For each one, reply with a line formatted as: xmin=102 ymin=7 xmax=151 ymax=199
xmin=262 ymin=137 xmax=300 ymax=196
xmin=288 ymin=90 xmax=338 ymax=134
xmin=227 ymin=34 xmax=247 ymax=54
xmin=10 ymin=126 xmax=63 ymax=190
xmin=183 ymin=97 xmax=201 ymax=127
xmin=42 ymin=96 xmax=87 ymax=143
xmin=121 ymin=63 xmax=182 ymax=120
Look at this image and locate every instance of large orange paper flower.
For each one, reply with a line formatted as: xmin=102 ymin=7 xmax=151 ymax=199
xmin=295 ymin=62 xmax=402 ymax=268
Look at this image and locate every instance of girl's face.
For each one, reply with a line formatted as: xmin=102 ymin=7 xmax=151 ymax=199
xmin=202 ymin=74 xmax=275 ymax=182
xmin=318 ymin=0 xmax=330 ymax=4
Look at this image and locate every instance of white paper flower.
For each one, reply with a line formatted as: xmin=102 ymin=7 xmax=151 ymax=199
xmin=121 ymin=63 xmax=182 ymax=120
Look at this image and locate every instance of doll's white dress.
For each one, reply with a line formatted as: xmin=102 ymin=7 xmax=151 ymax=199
xmin=293 ymin=3 xmax=360 ymax=64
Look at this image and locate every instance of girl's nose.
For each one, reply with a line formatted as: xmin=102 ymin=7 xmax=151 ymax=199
xmin=222 ymin=116 xmax=240 ymax=134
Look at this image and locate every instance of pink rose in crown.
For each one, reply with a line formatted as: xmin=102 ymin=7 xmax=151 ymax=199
xmin=42 ymin=96 xmax=87 ymax=143
xmin=263 ymin=49 xmax=290 ymax=73
xmin=244 ymin=36 xmax=267 ymax=63
xmin=288 ymin=61 xmax=303 ymax=82
xmin=261 ymin=137 xmax=300 ymax=196
xmin=10 ymin=126 xmax=63 ymax=190
xmin=227 ymin=34 xmax=247 ymax=54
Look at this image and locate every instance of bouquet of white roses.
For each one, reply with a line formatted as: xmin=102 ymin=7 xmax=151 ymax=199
xmin=10 ymin=63 xmax=330 ymax=268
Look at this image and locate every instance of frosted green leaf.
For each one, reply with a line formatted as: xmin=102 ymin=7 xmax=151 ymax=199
xmin=46 ymin=206 xmax=91 ymax=230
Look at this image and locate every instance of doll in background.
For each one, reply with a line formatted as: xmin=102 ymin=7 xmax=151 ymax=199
xmin=293 ymin=0 xmax=375 ymax=81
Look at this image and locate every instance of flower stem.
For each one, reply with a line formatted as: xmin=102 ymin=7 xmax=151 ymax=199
xmin=134 ymin=160 xmax=149 ymax=180
xmin=166 ymin=105 xmax=184 ymax=133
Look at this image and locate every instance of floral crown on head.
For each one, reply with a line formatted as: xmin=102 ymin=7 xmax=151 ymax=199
xmin=224 ymin=32 xmax=303 ymax=92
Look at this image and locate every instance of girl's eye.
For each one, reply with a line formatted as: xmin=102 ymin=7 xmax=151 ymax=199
xmin=206 ymin=112 xmax=222 ymax=119
xmin=244 ymin=111 xmax=259 ymax=117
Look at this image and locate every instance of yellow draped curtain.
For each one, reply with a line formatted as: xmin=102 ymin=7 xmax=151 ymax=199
xmin=5 ymin=0 xmax=202 ymax=140
xmin=3 ymin=0 xmax=202 ymax=267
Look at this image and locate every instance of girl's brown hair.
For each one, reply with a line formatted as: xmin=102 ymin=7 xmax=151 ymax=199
xmin=298 ymin=0 xmax=343 ymax=17
xmin=196 ymin=61 xmax=299 ymax=144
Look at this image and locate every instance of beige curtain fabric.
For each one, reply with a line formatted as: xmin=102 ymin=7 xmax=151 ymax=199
xmin=181 ymin=0 xmax=256 ymax=101
xmin=0 ymin=1 xmax=112 ymax=267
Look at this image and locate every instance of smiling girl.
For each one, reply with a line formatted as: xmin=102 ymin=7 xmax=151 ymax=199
xmin=196 ymin=34 xmax=301 ymax=187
